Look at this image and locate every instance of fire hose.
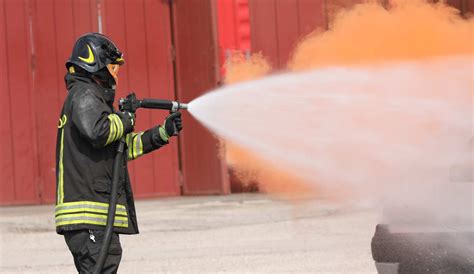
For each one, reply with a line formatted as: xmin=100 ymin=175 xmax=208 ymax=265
xmin=93 ymin=93 xmax=188 ymax=274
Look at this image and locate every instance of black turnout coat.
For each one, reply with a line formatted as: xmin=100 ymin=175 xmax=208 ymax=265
xmin=55 ymin=73 xmax=165 ymax=235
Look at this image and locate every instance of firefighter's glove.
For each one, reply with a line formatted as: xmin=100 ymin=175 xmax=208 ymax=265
xmin=117 ymin=111 xmax=135 ymax=135
xmin=158 ymin=112 xmax=183 ymax=143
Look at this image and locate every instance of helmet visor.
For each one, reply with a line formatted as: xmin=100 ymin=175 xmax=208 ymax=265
xmin=113 ymin=56 xmax=125 ymax=65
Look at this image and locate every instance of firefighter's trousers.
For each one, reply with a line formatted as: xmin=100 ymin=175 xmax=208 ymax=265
xmin=64 ymin=229 xmax=122 ymax=274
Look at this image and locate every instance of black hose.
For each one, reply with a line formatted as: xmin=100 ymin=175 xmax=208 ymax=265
xmin=93 ymin=138 xmax=125 ymax=274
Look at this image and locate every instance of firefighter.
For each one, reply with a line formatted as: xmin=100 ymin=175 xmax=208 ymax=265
xmin=55 ymin=33 xmax=183 ymax=273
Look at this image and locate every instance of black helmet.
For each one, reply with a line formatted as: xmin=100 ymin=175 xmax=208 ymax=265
xmin=66 ymin=33 xmax=124 ymax=73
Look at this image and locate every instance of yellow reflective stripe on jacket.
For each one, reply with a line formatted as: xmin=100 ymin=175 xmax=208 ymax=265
xmin=55 ymin=201 xmax=127 ymax=217
xmin=57 ymin=114 xmax=67 ymax=204
xmin=126 ymin=132 xmax=144 ymax=160
xmin=55 ymin=213 xmax=128 ymax=228
xmin=55 ymin=201 xmax=129 ymax=228
xmin=58 ymin=129 xmax=65 ymax=203
xmin=105 ymin=114 xmax=123 ymax=145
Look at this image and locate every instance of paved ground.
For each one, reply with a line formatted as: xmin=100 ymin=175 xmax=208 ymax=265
xmin=0 ymin=194 xmax=378 ymax=273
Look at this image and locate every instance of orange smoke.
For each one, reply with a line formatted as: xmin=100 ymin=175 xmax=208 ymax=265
xmin=223 ymin=51 xmax=271 ymax=83
xmin=325 ymin=0 xmax=367 ymax=24
xmin=225 ymin=141 xmax=316 ymax=196
xmin=289 ymin=0 xmax=473 ymax=70
xmin=223 ymin=0 xmax=473 ymax=195
xmin=222 ymin=52 xmax=308 ymax=195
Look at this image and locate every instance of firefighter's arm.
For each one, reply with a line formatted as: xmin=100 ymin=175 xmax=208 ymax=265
xmin=126 ymin=112 xmax=183 ymax=161
xmin=71 ymin=90 xmax=134 ymax=148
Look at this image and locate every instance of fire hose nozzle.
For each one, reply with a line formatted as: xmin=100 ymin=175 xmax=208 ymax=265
xmin=119 ymin=92 xmax=188 ymax=113
xmin=178 ymin=102 xmax=188 ymax=110
xmin=119 ymin=92 xmax=187 ymax=136
xmin=172 ymin=101 xmax=188 ymax=112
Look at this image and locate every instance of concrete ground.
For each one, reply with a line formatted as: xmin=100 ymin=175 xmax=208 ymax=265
xmin=0 ymin=194 xmax=378 ymax=273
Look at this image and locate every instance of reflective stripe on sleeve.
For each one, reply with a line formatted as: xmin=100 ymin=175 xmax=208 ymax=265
xmin=134 ymin=132 xmax=143 ymax=159
xmin=126 ymin=132 xmax=144 ymax=160
xmin=127 ymin=133 xmax=137 ymax=160
xmin=106 ymin=115 xmax=116 ymax=145
xmin=113 ymin=115 xmax=123 ymax=138
xmin=106 ymin=114 xmax=124 ymax=145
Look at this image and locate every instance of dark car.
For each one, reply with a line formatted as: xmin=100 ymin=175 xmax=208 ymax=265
xmin=371 ymin=139 xmax=474 ymax=273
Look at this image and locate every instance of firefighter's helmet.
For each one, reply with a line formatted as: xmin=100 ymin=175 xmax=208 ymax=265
xmin=66 ymin=33 xmax=124 ymax=73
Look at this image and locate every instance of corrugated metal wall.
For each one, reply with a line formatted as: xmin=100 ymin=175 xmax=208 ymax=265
xmin=1 ymin=0 xmax=39 ymax=204
xmin=0 ymin=0 xmax=227 ymax=204
xmin=101 ymin=0 xmax=181 ymax=198
xmin=217 ymin=0 xmax=251 ymax=53
xmin=31 ymin=0 xmax=100 ymax=204
xmin=216 ymin=0 xmax=251 ymax=76
xmin=445 ymin=0 xmax=474 ymax=14
xmin=249 ymin=0 xmax=327 ymax=68
xmin=172 ymin=0 xmax=230 ymax=195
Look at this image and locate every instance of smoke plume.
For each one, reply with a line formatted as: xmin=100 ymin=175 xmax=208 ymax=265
xmin=221 ymin=0 xmax=473 ymax=198
xmin=289 ymin=0 xmax=472 ymax=70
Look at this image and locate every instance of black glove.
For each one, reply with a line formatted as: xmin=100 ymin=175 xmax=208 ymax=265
xmin=158 ymin=112 xmax=183 ymax=143
xmin=165 ymin=112 xmax=183 ymax=135
xmin=117 ymin=111 xmax=135 ymax=135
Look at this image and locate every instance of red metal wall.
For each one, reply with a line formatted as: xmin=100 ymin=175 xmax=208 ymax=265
xmin=216 ymin=0 xmax=251 ymax=76
xmin=1 ymin=0 xmax=39 ymax=204
xmin=1 ymin=0 xmax=228 ymax=204
xmin=248 ymin=0 xmax=327 ymax=68
xmin=172 ymin=0 xmax=230 ymax=195
xmin=101 ymin=0 xmax=181 ymax=198
xmin=445 ymin=0 xmax=474 ymax=14
xmin=32 ymin=0 xmax=100 ymax=204
xmin=217 ymin=0 xmax=251 ymax=53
